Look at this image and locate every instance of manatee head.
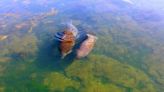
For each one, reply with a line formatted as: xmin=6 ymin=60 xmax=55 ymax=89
xmin=62 ymin=21 xmax=78 ymax=38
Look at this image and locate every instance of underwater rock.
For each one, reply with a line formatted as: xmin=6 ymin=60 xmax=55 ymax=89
xmin=77 ymin=34 xmax=97 ymax=58
xmin=60 ymin=31 xmax=75 ymax=58
xmin=0 ymin=35 xmax=8 ymax=41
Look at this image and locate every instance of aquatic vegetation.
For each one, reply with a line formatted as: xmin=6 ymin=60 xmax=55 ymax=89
xmin=5 ymin=34 xmax=38 ymax=59
xmin=0 ymin=0 xmax=163 ymax=92
xmin=144 ymin=49 xmax=164 ymax=91
xmin=0 ymin=86 xmax=4 ymax=92
xmin=42 ymin=55 xmax=156 ymax=92
xmin=0 ymin=58 xmax=49 ymax=92
xmin=0 ymin=64 xmax=6 ymax=77
xmin=0 ymin=57 xmax=11 ymax=63
xmin=44 ymin=72 xmax=80 ymax=92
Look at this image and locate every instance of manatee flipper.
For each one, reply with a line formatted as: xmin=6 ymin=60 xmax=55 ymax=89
xmin=61 ymin=53 xmax=67 ymax=59
xmin=67 ymin=50 xmax=72 ymax=54
xmin=61 ymin=50 xmax=72 ymax=59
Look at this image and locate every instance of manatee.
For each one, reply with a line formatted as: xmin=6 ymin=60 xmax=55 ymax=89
xmin=62 ymin=21 xmax=78 ymax=38
xmin=54 ymin=21 xmax=88 ymax=59
xmin=76 ymin=34 xmax=97 ymax=59
xmin=60 ymin=31 xmax=75 ymax=59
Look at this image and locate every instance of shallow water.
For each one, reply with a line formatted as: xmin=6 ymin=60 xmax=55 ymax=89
xmin=0 ymin=0 xmax=164 ymax=92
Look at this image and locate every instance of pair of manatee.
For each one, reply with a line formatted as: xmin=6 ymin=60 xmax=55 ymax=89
xmin=55 ymin=21 xmax=97 ymax=59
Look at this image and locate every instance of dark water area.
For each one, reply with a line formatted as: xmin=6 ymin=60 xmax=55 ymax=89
xmin=0 ymin=0 xmax=164 ymax=92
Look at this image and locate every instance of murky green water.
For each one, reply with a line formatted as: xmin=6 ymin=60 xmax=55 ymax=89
xmin=0 ymin=0 xmax=164 ymax=92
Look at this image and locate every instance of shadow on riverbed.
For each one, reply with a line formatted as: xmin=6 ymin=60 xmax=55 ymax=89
xmin=35 ymin=36 xmax=86 ymax=71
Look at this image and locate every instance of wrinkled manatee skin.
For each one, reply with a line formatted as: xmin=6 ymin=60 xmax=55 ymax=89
xmin=77 ymin=34 xmax=97 ymax=58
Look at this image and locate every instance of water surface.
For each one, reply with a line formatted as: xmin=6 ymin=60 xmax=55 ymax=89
xmin=0 ymin=0 xmax=164 ymax=92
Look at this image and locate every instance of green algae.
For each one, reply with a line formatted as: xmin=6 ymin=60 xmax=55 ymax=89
xmin=0 ymin=1 xmax=163 ymax=92
xmin=44 ymin=72 xmax=80 ymax=92
xmin=42 ymin=55 xmax=156 ymax=92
